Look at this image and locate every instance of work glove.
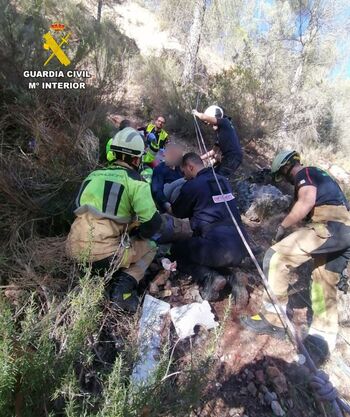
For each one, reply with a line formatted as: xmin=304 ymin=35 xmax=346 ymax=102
xmin=274 ymin=225 xmax=286 ymax=243
xmin=163 ymin=202 xmax=173 ymax=215
xmin=147 ymin=132 xmax=157 ymax=143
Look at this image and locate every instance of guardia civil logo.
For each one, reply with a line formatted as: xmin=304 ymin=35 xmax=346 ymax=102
xmin=43 ymin=22 xmax=72 ymax=66
xmin=24 ymin=22 xmax=91 ymax=90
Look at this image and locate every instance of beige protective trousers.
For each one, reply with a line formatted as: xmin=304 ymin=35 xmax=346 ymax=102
xmin=66 ymin=212 xmax=157 ymax=282
xmin=263 ymin=205 xmax=350 ymax=350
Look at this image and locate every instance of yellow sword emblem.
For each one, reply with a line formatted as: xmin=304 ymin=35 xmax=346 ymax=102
xmin=43 ymin=31 xmax=72 ymax=66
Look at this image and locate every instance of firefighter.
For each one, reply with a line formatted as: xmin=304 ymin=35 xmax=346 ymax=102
xmin=66 ymin=127 xmax=162 ymax=312
xmin=241 ymin=150 xmax=350 ymax=355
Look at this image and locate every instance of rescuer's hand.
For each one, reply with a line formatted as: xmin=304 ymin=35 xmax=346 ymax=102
xmin=192 ymin=109 xmax=201 ymax=118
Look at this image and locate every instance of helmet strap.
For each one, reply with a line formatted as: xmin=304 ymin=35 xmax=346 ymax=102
xmin=284 ymin=163 xmax=296 ymax=184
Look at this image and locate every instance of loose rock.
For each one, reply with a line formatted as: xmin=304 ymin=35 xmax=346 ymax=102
xmin=247 ymin=381 xmax=257 ymax=396
xmin=266 ymin=366 xmax=288 ymax=394
xmin=264 ymin=391 xmax=275 ymax=404
xmin=255 ymin=369 xmax=265 ymax=384
xmin=271 ymin=400 xmax=285 ymax=416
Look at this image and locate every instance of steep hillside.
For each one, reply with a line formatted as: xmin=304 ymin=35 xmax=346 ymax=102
xmin=0 ymin=1 xmax=349 ymax=416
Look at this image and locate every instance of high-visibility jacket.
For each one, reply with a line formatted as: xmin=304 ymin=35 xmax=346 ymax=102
xmin=74 ymin=164 xmax=157 ymax=224
xmin=140 ymin=166 xmax=153 ymax=184
xmin=67 ymin=163 xmax=161 ymax=262
xmin=105 ymin=138 xmax=115 ymax=162
xmin=146 ymin=124 xmax=168 ymax=149
xmin=142 ymin=140 xmax=159 ymax=165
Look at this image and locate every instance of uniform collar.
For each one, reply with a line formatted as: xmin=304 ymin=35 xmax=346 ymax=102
xmin=197 ymin=167 xmax=210 ymax=177
xmin=113 ymin=160 xmax=135 ymax=171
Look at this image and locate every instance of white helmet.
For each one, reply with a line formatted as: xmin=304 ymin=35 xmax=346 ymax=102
xmin=204 ymin=105 xmax=224 ymax=119
xmin=110 ymin=127 xmax=145 ymax=158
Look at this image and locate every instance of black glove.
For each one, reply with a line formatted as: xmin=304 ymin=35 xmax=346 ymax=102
xmin=274 ymin=225 xmax=286 ymax=243
xmin=129 ymin=227 xmax=141 ymax=238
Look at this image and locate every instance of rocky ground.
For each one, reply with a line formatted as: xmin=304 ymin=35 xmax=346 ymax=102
xmin=144 ymin=143 xmax=350 ymax=417
xmin=99 ymin=111 xmax=350 ymax=416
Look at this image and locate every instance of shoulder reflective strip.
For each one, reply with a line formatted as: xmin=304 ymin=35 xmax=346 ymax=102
xmin=306 ymin=167 xmax=313 ymax=184
xmin=251 ymin=314 xmax=263 ymax=321
xmin=212 ymin=193 xmax=234 ymax=203
xmin=103 ymin=182 xmax=124 ymax=216
xmin=75 ymin=179 xmax=91 ymax=209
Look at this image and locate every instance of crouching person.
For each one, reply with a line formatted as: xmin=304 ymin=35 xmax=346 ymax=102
xmin=171 ymin=152 xmax=248 ymax=301
xmin=241 ymin=150 xmax=350 ymax=358
xmin=66 ymin=128 xmax=162 ymax=312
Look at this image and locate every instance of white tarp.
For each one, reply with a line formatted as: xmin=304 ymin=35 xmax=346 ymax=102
xmin=131 ymin=295 xmax=170 ymax=385
xmin=170 ymin=300 xmax=218 ymax=339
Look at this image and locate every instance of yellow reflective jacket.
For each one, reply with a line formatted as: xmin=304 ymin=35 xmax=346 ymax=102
xmin=146 ymin=124 xmax=168 ymax=149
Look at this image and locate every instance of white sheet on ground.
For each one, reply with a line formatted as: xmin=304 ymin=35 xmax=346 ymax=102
xmin=131 ymin=295 xmax=170 ymax=385
xmin=170 ymin=300 xmax=218 ymax=339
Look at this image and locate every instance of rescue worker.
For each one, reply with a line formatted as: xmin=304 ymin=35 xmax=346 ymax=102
xmin=66 ymin=127 xmax=162 ymax=313
xmin=105 ymin=120 xmax=154 ymax=183
xmin=171 ymin=152 xmax=248 ymax=301
xmin=151 ymin=143 xmax=184 ymax=213
xmin=241 ymin=150 xmax=350 ymax=355
xmin=192 ymin=105 xmax=243 ymax=177
xmin=139 ymin=115 xmax=169 ymax=150
xmin=106 ymin=119 xmax=132 ymax=163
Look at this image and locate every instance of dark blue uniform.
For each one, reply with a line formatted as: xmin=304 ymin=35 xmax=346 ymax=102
xmin=151 ymin=162 xmax=183 ymax=211
xmin=215 ymin=117 xmax=243 ymax=177
xmin=172 ymin=168 xmax=247 ymax=269
xmin=294 ymin=167 xmax=349 ymax=209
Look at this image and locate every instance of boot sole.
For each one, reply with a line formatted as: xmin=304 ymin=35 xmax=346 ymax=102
xmin=240 ymin=315 xmax=287 ymax=340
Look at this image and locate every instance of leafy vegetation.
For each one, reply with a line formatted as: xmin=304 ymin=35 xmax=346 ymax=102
xmin=0 ymin=0 xmax=349 ymax=415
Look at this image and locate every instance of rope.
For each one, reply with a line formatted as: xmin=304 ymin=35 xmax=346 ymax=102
xmin=193 ymin=96 xmax=205 ymax=156
xmin=191 ymin=113 xmax=350 ymax=417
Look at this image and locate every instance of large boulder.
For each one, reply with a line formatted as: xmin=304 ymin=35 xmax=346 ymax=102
xmin=236 ymin=177 xmax=292 ymax=221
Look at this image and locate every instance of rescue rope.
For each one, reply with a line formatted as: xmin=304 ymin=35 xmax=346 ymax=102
xmin=192 ymin=114 xmax=350 ymax=417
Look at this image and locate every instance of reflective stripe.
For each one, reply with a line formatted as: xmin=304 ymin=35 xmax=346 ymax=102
xmin=263 ymin=302 xmax=286 ymax=314
xmin=74 ymin=205 xmax=132 ymax=223
xmin=134 ymin=258 xmax=148 ymax=271
xmin=104 ymin=182 xmax=124 ymax=216
xmin=146 ymin=124 xmax=168 ymax=147
xmin=311 ymin=281 xmax=326 ymax=316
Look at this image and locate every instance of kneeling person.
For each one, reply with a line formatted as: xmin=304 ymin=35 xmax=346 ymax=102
xmin=171 ymin=153 xmax=248 ymax=300
xmin=242 ymin=150 xmax=350 ymax=356
xmin=66 ymin=128 xmax=162 ymax=312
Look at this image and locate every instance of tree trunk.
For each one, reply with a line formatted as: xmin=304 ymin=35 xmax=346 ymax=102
xmin=182 ymin=0 xmax=207 ymax=86
xmin=97 ymin=0 xmax=103 ymax=22
xmin=277 ymin=2 xmax=320 ymax=144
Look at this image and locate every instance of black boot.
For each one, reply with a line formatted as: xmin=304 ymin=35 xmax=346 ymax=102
xmin=240 ymin=313 xmax=286 ymax=339
xmin=110 ymin=272 xmax=139 ymax=313
xmin=227 ymin=274 xmax=249 ymax=308
xmin=200 ymin=269 xmax=228 ymax=302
